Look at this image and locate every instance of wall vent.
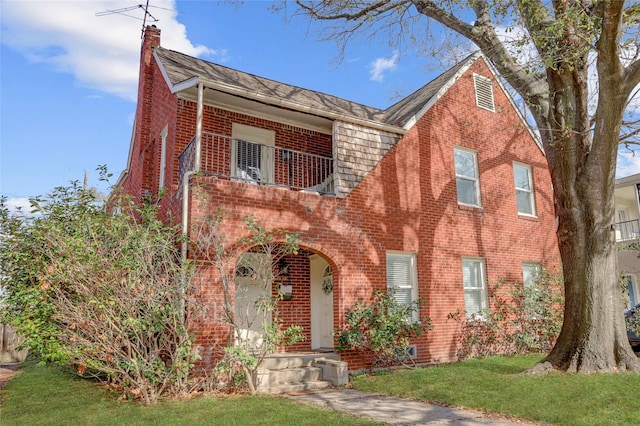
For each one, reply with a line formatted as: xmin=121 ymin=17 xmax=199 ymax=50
xmin=473 ymin=74 xmax=495 ymax=112
xmin=406 ymin=344 xmax=417 ymax=359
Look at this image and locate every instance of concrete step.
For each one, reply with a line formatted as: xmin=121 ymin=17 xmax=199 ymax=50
xmin=260 ymin=352 xmax=340 ymax=370
xmin=254 ymin=352 xmax=347 ymax=394
xmin=266 ymin=380 xmax=332 ymax=395
xmin=268 ymin=366 xmax=323 ymax=386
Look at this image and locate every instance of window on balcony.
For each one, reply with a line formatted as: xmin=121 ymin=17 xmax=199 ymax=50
xmin=513 ymin=163 xmax=536 ymax=216
xmin=454 ymin=147 xmax=481 ymax=207
xmin=615 ymin=207 xmax=640 ymax=241
xmin=231 ymin=124 xmax=275 ymax=184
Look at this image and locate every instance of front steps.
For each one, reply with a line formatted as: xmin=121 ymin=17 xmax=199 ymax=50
xmin=255 ymin=352 xmax=348 ymax=394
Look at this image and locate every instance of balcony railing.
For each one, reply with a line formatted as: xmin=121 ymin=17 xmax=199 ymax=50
xmin=179 ymin=132 xmax=334 ymax=194
xmin=615 ymin=219 xmax=640 ymax=242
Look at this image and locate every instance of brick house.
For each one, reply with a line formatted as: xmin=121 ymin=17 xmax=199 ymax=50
xmin=614 ymin=173 xmax=640 ymax=308
xmin=116 ymin=25 xmax=560 ymax=384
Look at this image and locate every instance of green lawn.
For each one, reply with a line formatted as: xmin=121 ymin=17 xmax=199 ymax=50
xmin=351 ymin=354 xmax=639 ymax=426
xmin=0 ymin=363 xmax=379 ymax=426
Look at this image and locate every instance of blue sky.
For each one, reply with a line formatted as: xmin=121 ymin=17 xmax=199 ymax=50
xmin=2 ymin=0 xmax=640 ymax=212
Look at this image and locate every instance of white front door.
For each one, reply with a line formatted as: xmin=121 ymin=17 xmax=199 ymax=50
xmin=235 ymin=253 xmax=272 ymax=351
xmin=310 ymin=255 xmax=334 ymax=349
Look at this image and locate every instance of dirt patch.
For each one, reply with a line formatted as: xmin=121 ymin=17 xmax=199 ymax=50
xmin=0 ymin=363 xmax=20 ymax=388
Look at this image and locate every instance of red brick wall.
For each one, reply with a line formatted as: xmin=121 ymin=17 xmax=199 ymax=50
xmin=183 ymin=58 xmax=560 ymax=371
xmin=122 ymin=32 xmax=560 ymax=372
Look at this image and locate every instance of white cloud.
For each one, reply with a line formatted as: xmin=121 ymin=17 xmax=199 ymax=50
xmin=1 ymin=0 xmax=221 ymax=101
xmin=617 ymin=150 xmax=640 ymax=179
xmin=3 ymin=197 xmax=32 ymax=214
xmin=370 ymin=51 xmax=399 ymax=82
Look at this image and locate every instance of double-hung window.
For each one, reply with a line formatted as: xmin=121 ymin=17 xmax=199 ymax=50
xmin=158 ymin=125 xmax=168 ymax=190
xmin=454 ymin=147 xmax=481 ymax=206
xmin=522 ymin=262 xmax=542 ymax=318
xmin=462 ymin=258 xmax=487 ymax=319
xmin=626 ymin=275 xmax=639 ymax=309
xmin=386 ymin=252 xmax=418 ymax=321
xmin=514 ymin=163 xmax=536 ymax=216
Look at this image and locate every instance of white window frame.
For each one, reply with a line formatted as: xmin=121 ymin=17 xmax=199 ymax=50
xmin=231 ymin=123 xmax=275 ymax=184
xmin=158 ymin=125 xmax=168 ymax=189
xmin=462 ymin=258 xmax=488 ymax=319
xmin=626 ymin=274 xmax=639 ymax=309
xmin=386 ymin=251 xmax=419 ymax=321
xmin=522 ymin=262 xmax=542 ymax=318
xmin=473 ymin=73 xmax=495 ymax=112
xmin=513 ymin=163 xmax=536 ymax=216
xmin=454 ymin=147 xmax=481 ymax=207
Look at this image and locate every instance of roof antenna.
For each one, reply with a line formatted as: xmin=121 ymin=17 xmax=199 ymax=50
xmin=95 ymin=1 xmax=161 ymax=39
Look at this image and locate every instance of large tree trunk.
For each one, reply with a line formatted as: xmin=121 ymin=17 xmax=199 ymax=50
xmin=538 ymin=63 xmax=639 ymax=373
xmin=545 ymin=188 xmax=638 ymax=372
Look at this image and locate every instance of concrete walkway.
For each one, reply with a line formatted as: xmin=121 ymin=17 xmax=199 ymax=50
xmin=286 ymin=388 xmax=543 ymax=425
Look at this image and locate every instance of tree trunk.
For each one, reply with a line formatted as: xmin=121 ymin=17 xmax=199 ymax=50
xmin=537 ymin=66 xmax=639 ymax=373
xmin=545 ymin=210 xmax=639 ymax=372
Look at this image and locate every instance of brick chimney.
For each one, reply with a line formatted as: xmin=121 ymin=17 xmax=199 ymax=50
xmin=131 ymin=25 xmax=161 ymax=200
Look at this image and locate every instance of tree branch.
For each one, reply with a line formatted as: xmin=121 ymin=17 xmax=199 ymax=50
xmin=295 ymin=0 xmax=403 ymax=21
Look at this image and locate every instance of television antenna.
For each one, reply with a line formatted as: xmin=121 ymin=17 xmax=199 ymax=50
xmin=95 ymin=1 xmax=169 ymax=39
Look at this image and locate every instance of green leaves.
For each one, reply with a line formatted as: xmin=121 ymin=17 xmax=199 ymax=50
xmin=336 ymin=290 xmax=431 ymax=369
xmin=0 ymin=175 xmax=199 ymax=404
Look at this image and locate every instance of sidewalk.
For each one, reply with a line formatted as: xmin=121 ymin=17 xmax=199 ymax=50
xmin=286 ymin=388 xmax=543 ymax=425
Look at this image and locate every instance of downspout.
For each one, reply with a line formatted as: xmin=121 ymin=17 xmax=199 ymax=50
xmin=181 ymin=81 xmax=205 ymax=262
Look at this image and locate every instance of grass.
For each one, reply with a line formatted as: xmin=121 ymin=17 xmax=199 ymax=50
xmin=351 ymin=354 xmax=640 ymax=426
xmin=0 ymin=363 xmax=379 ymax=426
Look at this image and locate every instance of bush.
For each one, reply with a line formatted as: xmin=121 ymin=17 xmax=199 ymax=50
xmin=335 ymin=290 xmax=430 ymax=369
xmin=448 ymin=269 xmax=564 ymax=359
xmin=0 ymin=175 xmax=200 ymax=404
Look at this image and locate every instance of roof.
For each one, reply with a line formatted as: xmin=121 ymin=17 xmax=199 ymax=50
xmin=155 ymin=47 xmax=385 ymax=122
xmin=616 ymin=172 xmax=640 ymax=188
xmin=383 ymin=54 xmax=478 ymax=127
xmin=154 ymin=47 xmax=483 ymax=131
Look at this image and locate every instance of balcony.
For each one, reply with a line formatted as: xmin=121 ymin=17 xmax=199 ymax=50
xmin=615 ymin=219 xmax=640 ymax=242
xmin=179 ymin=132 xmax=334 ymax=195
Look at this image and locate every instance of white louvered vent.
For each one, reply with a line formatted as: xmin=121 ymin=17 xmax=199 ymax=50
xmin=473 ymin=74 xmax=495 ymax=112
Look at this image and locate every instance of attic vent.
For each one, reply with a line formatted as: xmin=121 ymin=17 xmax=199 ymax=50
xmin=473 ymin=74 xmax=495 ymax=112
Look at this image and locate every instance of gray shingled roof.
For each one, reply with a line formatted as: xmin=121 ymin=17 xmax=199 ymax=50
xmin=155 ymin=47 xmax=479 ymax=128
xmin=383 ymin=54 xmax=477 ymax=126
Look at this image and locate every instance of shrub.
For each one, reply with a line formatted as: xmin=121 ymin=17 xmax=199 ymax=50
xmin=335 ymin=290 xmax=431 ymax=369
xmin=0 ymin=174 xmax=200 ymax=404
xmin=448 ymin=269 xmax=564 ymax=359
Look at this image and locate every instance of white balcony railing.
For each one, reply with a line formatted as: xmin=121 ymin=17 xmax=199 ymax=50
xmin=616 ymin=219 xmax=640 ymax=242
